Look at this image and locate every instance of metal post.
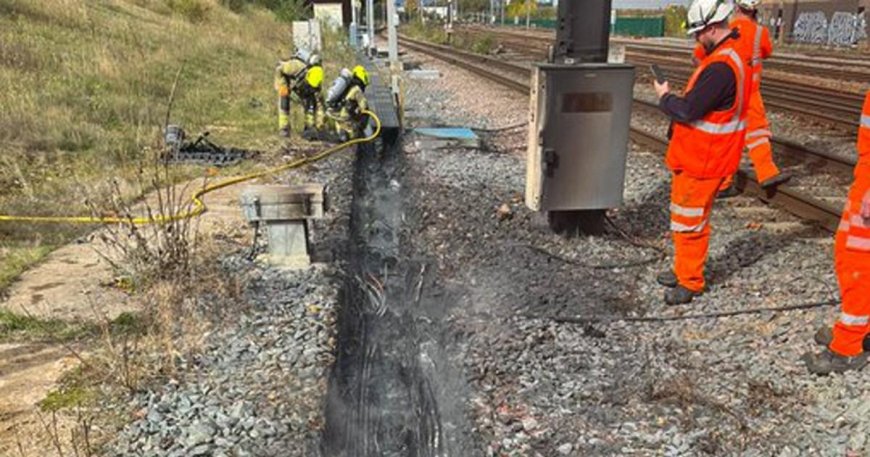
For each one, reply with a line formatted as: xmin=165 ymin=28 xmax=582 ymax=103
xmin=555 ymin=0 xmax=612 ymax=63
xmin=387 ymin=0 xmax=399 ymax=68
xmin=366 ymin=0 xmax=375 ymax=55
xmin=500 ymin=0 xmax=504 ymax=25
xmin=525 ymin=0 xmax=531 ymax=28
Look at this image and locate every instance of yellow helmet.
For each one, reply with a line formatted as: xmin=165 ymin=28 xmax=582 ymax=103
xmin=305 ymin=66 xmax=324 ymax=89
xmin=352 ymin=65 xmax=370 ymax=86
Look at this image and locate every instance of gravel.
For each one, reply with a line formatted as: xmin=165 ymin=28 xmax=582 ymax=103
xmin=102 ymin=44 xmax=868 ymax=456
xmin=400 ymin=47 xmax=870 ymax=456
xmin=105 ymin=150 xmax=355 ymax=457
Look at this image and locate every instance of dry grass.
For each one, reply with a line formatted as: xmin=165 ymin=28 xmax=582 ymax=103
xmin=0 ymin=0 xmax=290 ymax=290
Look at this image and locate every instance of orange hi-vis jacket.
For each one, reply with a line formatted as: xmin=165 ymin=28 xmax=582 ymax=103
xmin=667 ymin=40 xmax=752 ymax=179
xmin=694 ymin=18 xmax=772 ymax=91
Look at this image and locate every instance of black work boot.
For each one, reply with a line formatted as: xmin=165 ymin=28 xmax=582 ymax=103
xmin=656 ymin=270 xmax=677 ymax=288
xmin=813 ymin=326 xmax=870 ymax=351
xmin=803 ymin=349 xmax=868 ymax=375
xmin=302 ymin=127 xmax=318 ymax=141
xmin=716 ymin=184 xmax=741 ymax=199
xmin=760 ymin=172 xmax=792 ymax=189
xmin=814 ymin=326 xmax=833 ymax=346
xmin=664 ymin=285 xmax=701 ymax=305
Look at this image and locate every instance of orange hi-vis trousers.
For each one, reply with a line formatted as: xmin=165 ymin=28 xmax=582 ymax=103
xmin=670 ymin=172 xmax=727 ymax=292
xmin=830 ymin=176 xmax=870 ymax=356
xmin=720 ymin=90 xmax=781 ymax=189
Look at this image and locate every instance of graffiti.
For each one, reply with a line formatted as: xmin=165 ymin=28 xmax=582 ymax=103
xmin=792 ymin=10 xmax=868 ymax=46
xmin=828 ymin=11 xmax=867 ymax=46
xmin=793 ymin=11 xmax=828 ymax=43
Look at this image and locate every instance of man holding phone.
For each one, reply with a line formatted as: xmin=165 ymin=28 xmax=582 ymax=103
xmin=653 ymin=0 xmax=752 ymax=304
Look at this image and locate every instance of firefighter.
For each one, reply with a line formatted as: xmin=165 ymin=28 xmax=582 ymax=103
xmin=274 ymin=50 xmax=324 ymax=139
xmin=325 ymin=65 xmax=370 ymax=142
xmin=654 ymin=0 xmax=753 ymax=305
xmin=691 ymin=0 xmax=791 ymax=196
xmin=804 ymin=91 xmax=870 ymax=375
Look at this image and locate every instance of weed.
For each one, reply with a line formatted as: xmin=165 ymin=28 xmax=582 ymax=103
xmin=39 ymin=387 xmax=92 ymax=412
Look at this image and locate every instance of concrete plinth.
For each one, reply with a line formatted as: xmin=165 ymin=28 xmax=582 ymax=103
xmin=240 ymin=184 xmax=326 ymax=269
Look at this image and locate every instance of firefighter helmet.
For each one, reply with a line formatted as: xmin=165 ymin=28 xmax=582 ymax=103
xmin=352 ymin=65 xmax=370 ymax=87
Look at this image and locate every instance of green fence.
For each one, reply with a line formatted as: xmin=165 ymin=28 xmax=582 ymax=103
xmin=612 ymin=16 xmax=665 ymax=37
xmin=502 ymin=16 xmax=665 ymax=38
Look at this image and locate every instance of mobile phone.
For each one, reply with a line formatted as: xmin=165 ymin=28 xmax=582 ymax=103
xmin=650 ymin=64 xmax=666 ymax=84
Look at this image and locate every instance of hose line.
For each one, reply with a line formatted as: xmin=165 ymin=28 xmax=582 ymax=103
xmin=0 ymin=111 xmax=382 ymax=225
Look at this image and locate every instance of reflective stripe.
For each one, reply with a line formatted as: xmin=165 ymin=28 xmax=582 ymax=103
xmin=746 ymin=137 xmax=769 ymax=150
xmin=747 ymin=129 xmax=772 ymax=138
xmin=862 ymin=114 xmax=870 ymax=128
xmin=670 ymin=203 xmax=705 ymax=217
xmin=692 ymin=118 xmax=747 ymax=134
xmin=839 ymin=312 xmax=870 ymax=326
xmin=850 ymin=214 xmax=870 ymax=229
xmin=839 ymin=219 xmax=851 ymax=232
xmin=716 ymin=48 xmax=747 ymax=124
xmin=752 ymin=24 xmax=763 ymax=68
xmin=846 ymin=235 xmax=870 ymax=250
xmin=671 ymin=219 xmax=707 ymax=232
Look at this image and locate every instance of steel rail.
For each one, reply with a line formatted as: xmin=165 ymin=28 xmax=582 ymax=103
xmin=399 ymin=34 xmax=842 ymax=232
xmin=456 ymin=26 xmax=866 ymax=130
xmin=459 ymin=25 xmax=870 ymax=82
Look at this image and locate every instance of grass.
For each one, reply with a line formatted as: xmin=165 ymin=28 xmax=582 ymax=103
xmin=0 ymin=0 xmax=298 ymax=292
xmin=0 ymin=244 xmax=55 ymax=291
xmin=0 ymin=309 xmax=97 ymax=342
xmin=39 ymin=385 xmax=93 ymax=412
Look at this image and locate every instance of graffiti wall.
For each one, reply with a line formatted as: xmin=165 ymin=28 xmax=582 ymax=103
xmin=792 ymin=9 xmax=868 ymax=45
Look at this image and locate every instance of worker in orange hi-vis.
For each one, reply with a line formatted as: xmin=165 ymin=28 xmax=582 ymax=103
xmin=691 ymin=0 xmax=791 ymax=197
xmin=805 ymin=91 xmax=870 ymax=375
xmin=654 ymin=0 xmax=753 ymax=305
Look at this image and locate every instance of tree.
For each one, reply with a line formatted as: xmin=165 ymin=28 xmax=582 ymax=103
xmin=459 ymin=0 xmax=489 ymax=13
xmin=506 ymin=0 xmax=536 ymax=19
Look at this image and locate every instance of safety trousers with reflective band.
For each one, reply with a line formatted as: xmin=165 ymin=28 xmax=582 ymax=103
xmin=278 ymin=92 xmax=291 ymax=130
xmin=744 ymin=89 xmax=780 ymax=183
xmin=670 ymin=172 xmax=726 ymax=292
xmin=830 ymin=178 xmax=870 ymax=356
xmin=719 ymin=89 xmax=780 ymax=190
xmin=301 ymin=94 xmax=325 ymax=130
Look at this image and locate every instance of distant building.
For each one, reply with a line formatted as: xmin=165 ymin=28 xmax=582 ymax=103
xmin=308 ymin=0 xmax=351 ymax=25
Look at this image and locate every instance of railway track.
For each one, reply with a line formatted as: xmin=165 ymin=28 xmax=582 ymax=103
xmin=462 ymin=25 xmax=870 ymax=82
xmin=456 ymin=25 xmax=865 ymax=130
xmin=399 ymin=34 xmax=842 ymax=232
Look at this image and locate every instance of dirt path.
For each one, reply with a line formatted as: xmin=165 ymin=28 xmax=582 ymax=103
xmin=0 ymin=177 xmax=251 ymax=456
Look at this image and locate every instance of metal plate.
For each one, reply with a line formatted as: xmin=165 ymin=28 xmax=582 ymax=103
xmin=526 ymin=63 xmax=635 ymax=211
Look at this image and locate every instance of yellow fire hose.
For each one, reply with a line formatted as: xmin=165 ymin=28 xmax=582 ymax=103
xmin=0 ymin=111 xmax=382 ymax=225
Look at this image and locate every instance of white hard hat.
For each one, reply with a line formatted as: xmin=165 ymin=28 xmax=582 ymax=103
xmin=735 ymin=0 xmax=761 ymax=10
xmin=686 ymin=0 xmax=733 ymax=35
xmin=308 ymin=53 xmax=322 ymax=66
